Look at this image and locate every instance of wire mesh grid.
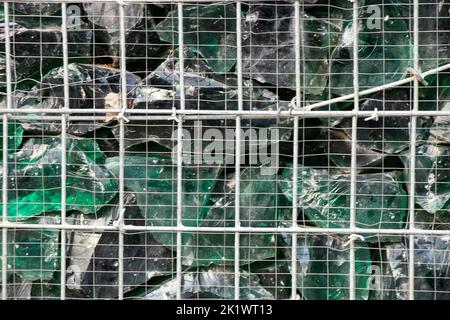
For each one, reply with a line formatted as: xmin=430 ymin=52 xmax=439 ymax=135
xmin=0 ymin=0 xmax=449 ymax=300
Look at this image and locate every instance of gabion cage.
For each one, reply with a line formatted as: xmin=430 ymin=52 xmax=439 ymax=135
xmin=0 ymin=0 xmax=449 ymax=300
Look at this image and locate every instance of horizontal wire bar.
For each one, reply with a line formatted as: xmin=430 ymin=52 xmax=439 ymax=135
xmin=5 ymin=109 xmax=450 ymax=118
xmin=0 ymin=222 xmax=449 ymax=235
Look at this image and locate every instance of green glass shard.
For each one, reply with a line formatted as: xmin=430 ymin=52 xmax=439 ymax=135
xmin=184 ymin=168 xmax=290 ymax=267
xmin=156 ymin=3 xmax=237 ymax=73
xmin=0 ymin=217 xmax=59 ymax=282
xmin=122 ymin=48 xmax=291 ymax=150
xmin=250 ymin=260 xmax=292 ymax=300
xmin=400 ymin=143 xmax=450 ymax=214
xmin=289 ymin=234 xmax=371 ymax=300
xmin=144 ymin=266 xmax=273 ymax=300
xmin=429 ymin=102 xmax=450 ymax=144
xmin=105 ymin=155 xmax=221 ymax=248
xmin=4 ymin=136 xmax=118 ymax=221
xmin=279 ymin=164 xmax=407 ymax=232
xmin=330 ymin=0 xmax=413 ymax=96
xmin=327 ymin=129 xmax=386 ymax=169
xmin=337 ymin=89 xmax=432 ymax=154
xmin=385 ymin=235 xmax=450 ymax=300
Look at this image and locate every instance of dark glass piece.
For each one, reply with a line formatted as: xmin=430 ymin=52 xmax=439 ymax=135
xmin=144 ymin=266 xmax=273 ymax=299
xmin=18 ymin=63 xmax=141 ymax=135
xmin=330 ymin=1 xmax=412 ymax=96
xmin=116 ymin=48 xmax=291 ymax=150
xmin=156 ymin=3 xmax=237 ymax=73
xmin=401 ymin=143 xmax=450 ymax=214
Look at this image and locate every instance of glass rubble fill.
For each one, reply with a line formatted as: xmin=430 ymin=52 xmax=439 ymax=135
xmin=121 ymin=47 xmax=291 ymax=150
xmin=0 ymin=0 xmax=448 ymax=300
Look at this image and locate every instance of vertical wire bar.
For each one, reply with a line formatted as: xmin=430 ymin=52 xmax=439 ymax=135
xmin=60 ymin=2 xmax=69 ymax=300
xmin=118 ymin=3 xmax=127 ymax=300
xmin=349 ymin=0 xmax=360 ymax=301
xmin=1 ymin=1 xmax=10 ymax=301
xmin=291 ymin=0 xmax=301 ymax=300
xmin=408 ymin=0 xmax=420 ymax=301
xmin=176 ymin=2 xmax=185 ymax=301
xmin=234 ymin=0 xmax=243 ymax=300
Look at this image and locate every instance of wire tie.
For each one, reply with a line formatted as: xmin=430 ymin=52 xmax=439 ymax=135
xmin=406 ymin=67 xmax=429 ymax=86
xmin=364 ymin=107 xmax=379 ymax=122
xmin=116 ymin=0 xmax=128 ymax=6
xmin=343 ymin=234 xmax=365 ymax=247
xmin=168 ymin=107 xmax=180 ymax=123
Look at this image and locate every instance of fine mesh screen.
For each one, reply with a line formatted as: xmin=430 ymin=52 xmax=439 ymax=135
xmin=0 ymin=0 xmax=449 ymax=300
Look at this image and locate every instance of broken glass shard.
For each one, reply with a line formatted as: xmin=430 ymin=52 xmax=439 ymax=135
xmin=429 ymin=102 xmax=450 ymax=144
xmin=400 ymin=143 xmax=450 ymax=214
xmin=399 ymin=0 xmax=450 ymax=71
xmin=327 ymin=128 xmax=386 ymax=169
xmin=284 ymin=234 xmax=371 ymax=300
xmin=144 ymin=266 xmax=273 ymax=300
xmin=66 ymin=208 xmax=117 ymax=294
xmin=118 ymin=48 xmax=291 ymax=150
xmin=250 ymin=260 xmax=292 ymax=300
xmin=0 ymin=19 xmax=93 ymax=90
xmin=105 ymin=155 xmax=220 ymax=249
xmin=71 ymin=193 xmax=175 ymax=299
xmin=18 ymin=63 xmax=141 ymax=135
xmin=279 ymin=164 xmax=408 ymax=232
xmin=156 ymin=3 xmax=237 ymax=73
xmin=84 ymin=3 xmax=164 ymax=70
xmin=12 ymin=3 xmax=61 ymax=16
xmin=330 ymin=1 xmax=412 ymax=96
xmin=84 ymin=3 xmax=145 ymax=40
xmin=385 ymin=236 xmax=450 ymax=300
xmin=5 ymin=136 xmax=118 ymax=221
xmin=183 ymin=167 xmax=291 ymax=267
xmin=338 ymin=89 xmax=431 ymax=154
xmin=0 ymin=101 xmax=23 ymax=152
xmin=242 ymin=3 xmax=341 ymax=96
xmin=0 ymin=274 xmax=32 ymax=300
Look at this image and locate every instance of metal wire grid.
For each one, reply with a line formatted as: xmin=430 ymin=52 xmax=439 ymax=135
xmin=0 ymin=0 xmax=448 ymax=300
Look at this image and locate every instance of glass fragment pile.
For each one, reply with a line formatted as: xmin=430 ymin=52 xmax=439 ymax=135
xmin=0 ymin=0 xmax=449 ymax=300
